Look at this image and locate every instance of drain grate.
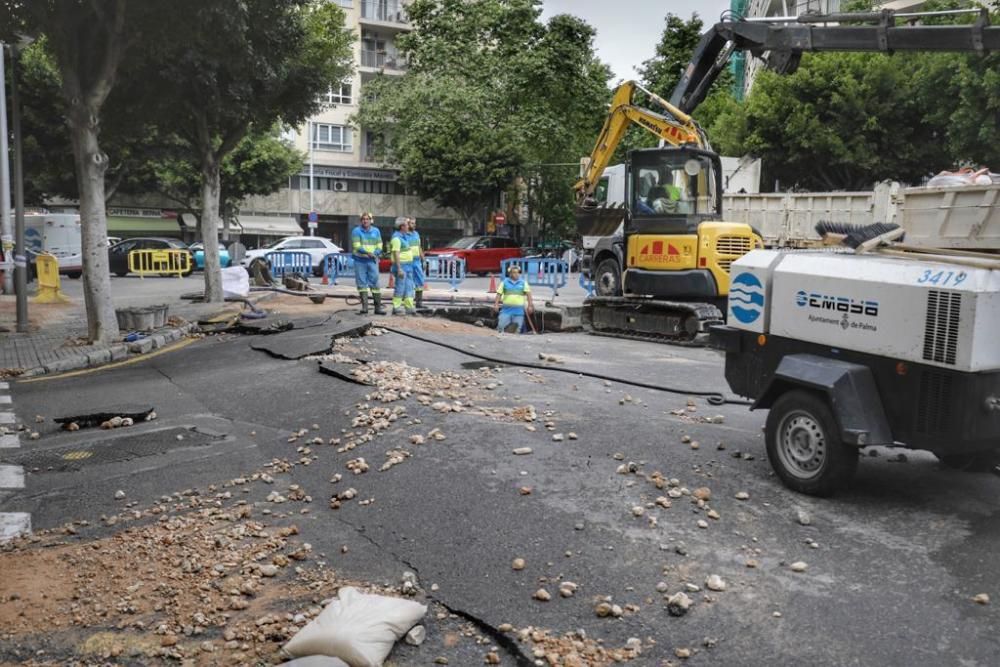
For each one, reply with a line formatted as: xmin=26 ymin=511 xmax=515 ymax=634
xmin=3 ymin=427 xmax=220 ymax=472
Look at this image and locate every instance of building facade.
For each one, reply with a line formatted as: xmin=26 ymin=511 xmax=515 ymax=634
xmin=238 ymin=0 xmax=465 ymax=250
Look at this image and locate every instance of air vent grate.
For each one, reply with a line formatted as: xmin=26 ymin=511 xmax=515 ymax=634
xmin=922 ymin=291 xmax=961 ymax=365
xmin=915 ymin=372 xmax=953 ymax=435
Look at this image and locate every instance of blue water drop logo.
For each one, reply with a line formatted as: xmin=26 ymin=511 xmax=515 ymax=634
xmin=730 ymin=272 xmax=765 ymax=324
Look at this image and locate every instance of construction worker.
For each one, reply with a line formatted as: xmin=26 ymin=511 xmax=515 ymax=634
xmin=351 ymin=212 xmax=386 ymax=315
xmin=493 ymin=263 xmax=534 ymax=333
xmin=390 ymin=217 xmax=416 ymax=315
xmin=405 ymin=217 xmax=427 ymax=309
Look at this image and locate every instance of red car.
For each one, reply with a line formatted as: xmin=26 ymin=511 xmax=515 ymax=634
xmin=424 ymin=236 xmax=522 ymax=275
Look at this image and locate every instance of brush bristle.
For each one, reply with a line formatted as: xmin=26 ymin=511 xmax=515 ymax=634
xmin=842 ymin=222 xmax=901 ymax=249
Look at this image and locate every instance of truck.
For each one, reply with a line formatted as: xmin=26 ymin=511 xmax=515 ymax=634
xmin=25 ymin=212 xmax=83 ymax=278
xmin=724 ymin=181 xmax=1000 ymax=251
xmin=579 ymin=7 xmax=1000 ymax=340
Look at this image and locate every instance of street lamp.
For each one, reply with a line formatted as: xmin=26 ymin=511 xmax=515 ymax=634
xmin=0 ymin=42 xmax=12 ymax=297
xmin=1 ymin=40 xmax=29 ymax=332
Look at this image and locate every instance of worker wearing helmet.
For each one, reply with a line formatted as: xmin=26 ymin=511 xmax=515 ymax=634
xmin=390 ymin=217 xmax=416 ymax=315
xmin=405 ymin=217 xmax=427 ymax=310
xmin=351 ymin=211 xmax=386 ymax=315
xmin=493 ymin=263 xmax=534 ymax=333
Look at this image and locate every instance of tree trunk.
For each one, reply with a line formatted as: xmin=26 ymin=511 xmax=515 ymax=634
xmin=68 ymin=114 xmax=119 ymax=344
xmin=200 ymin=158 xmax=224 ymax=302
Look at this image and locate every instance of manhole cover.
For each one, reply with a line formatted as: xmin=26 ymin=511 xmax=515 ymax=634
xmin=5 ymin=427 xmax=220 ymax=472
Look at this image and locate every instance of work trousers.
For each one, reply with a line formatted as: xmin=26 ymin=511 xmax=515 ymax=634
xmin=392 ymin=262 xmax=416 ymax=309
xmin=354 ymin=258 xmax=380 ymax=293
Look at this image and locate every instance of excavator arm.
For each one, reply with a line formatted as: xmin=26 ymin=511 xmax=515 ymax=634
xmin=574 ymin=80 xmax=708 ymax=202
xmin=671 ymin=7 xmax=1000 ymax=115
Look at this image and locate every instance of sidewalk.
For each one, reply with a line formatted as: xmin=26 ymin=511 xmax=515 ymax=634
xmin=0 ymin=276 xmax=242 ymax=378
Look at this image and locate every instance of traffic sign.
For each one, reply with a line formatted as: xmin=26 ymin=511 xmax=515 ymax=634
xmin=308 ymin=211 xmax=318 ymax=223
xmin=307 ymin=221 xmax=318 ymax=230
xmin=495 ymin=212 xmax=506 ymax=226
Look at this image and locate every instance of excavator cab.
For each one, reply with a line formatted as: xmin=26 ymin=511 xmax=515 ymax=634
xmin=627 ymin=146 xmax=721 ymax=232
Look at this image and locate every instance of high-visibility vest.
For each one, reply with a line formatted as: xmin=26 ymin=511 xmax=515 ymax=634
xmin=405 ymin=230 xmax=422 ymax=259
xmin=352 ymin=226 xmax=382 ymax=261
xmin=498 ymin=277 xmax=530 ymax=309
xmin=390 ymin=231 xmax=414 ymax=263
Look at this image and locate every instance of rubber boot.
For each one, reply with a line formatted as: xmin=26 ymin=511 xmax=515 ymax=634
xmin=372 ymin=292 xmax=387 ymax=315
xmin=358 ymin=292 xmax=369 ymax=315
xmin=415 ymin=289 xmax=426 ymax=311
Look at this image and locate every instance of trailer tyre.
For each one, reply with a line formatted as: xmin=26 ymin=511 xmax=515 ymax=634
xmin=595 ymin=257 xmax=621 ymax=297
xmin=765 ymin=390 xmax=858 ymax=497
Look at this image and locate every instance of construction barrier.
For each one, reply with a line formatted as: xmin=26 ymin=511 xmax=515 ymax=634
xmin=34 ymin=253 xmax=68 ymax=303
xmin=323 ymin=252 xmax=356 ymax=285
xmin=579 ymin=272 xmax=595 ymax=297
xmin=423 ymin=255 xmax=466 ymax=291
xmin=265 ymin=251 xmax=313 ymax=279
xmin=128 ymin=248 xmax=191 ymax=279
xmin=500 ymin=257 xmax=569 ymax=298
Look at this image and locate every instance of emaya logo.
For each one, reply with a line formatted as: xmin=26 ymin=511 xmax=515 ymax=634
xmin=795 ymin=290 xmax=879 ymax=317
xmin=730 ymin=272 xmax=765 ymax=324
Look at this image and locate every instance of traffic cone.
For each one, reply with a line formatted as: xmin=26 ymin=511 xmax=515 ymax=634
xmin=488 ymin=273 xmax=497 ymax=293
xmin=321 ymin=273 xmax=329 ymax=285
xmin=388 ymin=272 xmax=395 ymax=289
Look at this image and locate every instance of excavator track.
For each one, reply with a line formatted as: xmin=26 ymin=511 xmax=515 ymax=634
xmin=582 ymin=297 xmax=724 ymax=346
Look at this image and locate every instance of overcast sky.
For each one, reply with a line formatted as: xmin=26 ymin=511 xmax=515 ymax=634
xmin=541 ymin=1 xmax=733 ymax=82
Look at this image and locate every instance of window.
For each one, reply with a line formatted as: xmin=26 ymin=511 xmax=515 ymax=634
xmin=311 ymin=123 xmax=353 ymax=152
xmin=301 ymin=240 xmax=326 ymax=249
xmin=282 ymin=240 xmax=302 ymax=249
xmin=332 ymin=0 xmax=352 ymax=7
xmin=322 ymin=81 xmax=352 ymax=106
xmin=360 ymin=179 xmax=393 ymax=194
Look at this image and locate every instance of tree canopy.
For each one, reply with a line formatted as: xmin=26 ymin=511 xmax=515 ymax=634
xmin=357 ymin=0 xmax=610 ymax=233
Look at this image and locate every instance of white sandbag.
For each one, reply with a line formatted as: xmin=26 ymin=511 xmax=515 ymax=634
xmin=283 ymin=587 xmax=427 ymax=667
xmin=221 ymin=266 xmax=250 ymax=298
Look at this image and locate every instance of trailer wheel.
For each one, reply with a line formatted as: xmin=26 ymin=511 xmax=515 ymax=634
xmin=765 ymin=390 xmax=858 ymax=496
xmin=595 ymin=258 xmax=621 ymax=297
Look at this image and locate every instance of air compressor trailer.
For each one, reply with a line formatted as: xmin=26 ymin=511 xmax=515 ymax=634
xmin=711 ymin=249 xmax=1000 ymax=496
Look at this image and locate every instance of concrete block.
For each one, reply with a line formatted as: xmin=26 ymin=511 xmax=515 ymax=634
xmin=85 ymin=349 xmax=112 ymax=366
xmin=128 ymin=338 xmax=154 ymax=354
xmin=109 ymin=344 xmax=129 ymax=362
xmin=43 ymin=357 xmax=83 ymax=374
xmin=149 ymin=334 xmax=166 ymax=350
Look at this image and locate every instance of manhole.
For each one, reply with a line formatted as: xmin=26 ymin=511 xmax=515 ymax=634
xmin=461 ymin=361 xmax=507 ymax=370
xmin=4 ymin=427 xmax=220 ymax=472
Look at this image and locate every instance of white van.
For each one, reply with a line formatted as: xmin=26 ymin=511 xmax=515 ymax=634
xmin=25 ymin=213 xmax=83 ymax=278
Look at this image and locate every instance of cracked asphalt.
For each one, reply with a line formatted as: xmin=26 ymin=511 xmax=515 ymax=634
xmin=2 ymin=312 xmax=999 ymax=666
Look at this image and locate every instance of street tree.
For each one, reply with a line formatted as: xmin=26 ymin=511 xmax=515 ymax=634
xmin=358 ymin=0 xmax=610 ymax=232
xmin=133 ymin=0 xmax=352 ymax=301
xmin=0 ymin=1 xmax=175 ymax=343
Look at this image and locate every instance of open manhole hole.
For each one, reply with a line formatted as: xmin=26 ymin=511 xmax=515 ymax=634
xmin=5 ymin=427 xmax=221 ymax=472
xmin=460 ymin=361 xmax=507 ymax=370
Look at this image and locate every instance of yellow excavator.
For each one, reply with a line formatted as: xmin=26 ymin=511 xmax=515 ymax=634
xmin=574 ymin=80 xmax=757 ymax=343
xmin=575 ymin=6 xmax=1000 ymax=344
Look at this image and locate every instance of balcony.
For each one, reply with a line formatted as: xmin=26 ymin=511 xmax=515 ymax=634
xmin=359 ymin=1 xmax=409 ymax=30
xmin=360 ymin=50 xmax=408 ymax=71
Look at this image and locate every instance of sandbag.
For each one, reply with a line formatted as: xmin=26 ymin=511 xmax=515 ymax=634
xmin=282 ymin=587 xmax=427 ymax=667
xmin=222 ymin=266 xmax=250 ymax=297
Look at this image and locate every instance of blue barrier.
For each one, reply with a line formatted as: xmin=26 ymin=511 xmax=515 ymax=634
xmin=423 ymin=255 xmax=466 ymax=291
xmin=579 ymin=272 xmax=595 ymax=297
xmin=265 ymin=251 xmax=313 ymax=278
xmin=323 ymin=252 xmax=356 ymax=285
xmin=500 ymin=257 xmax=569 ymax=298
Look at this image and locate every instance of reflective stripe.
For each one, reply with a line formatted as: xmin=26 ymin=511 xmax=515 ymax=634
xmin=391 ymin=232 xmax=414 ymax=263
xmin=352 ymin=226 xmax=382 ymax=260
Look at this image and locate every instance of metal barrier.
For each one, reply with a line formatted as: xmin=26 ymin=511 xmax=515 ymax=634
xmin=34 ymin=253 xmax=68 ymax=303
xmin=128 ymin=248 xmax=191 ymax=278
xmin=579 ymin=272 xmax=595 ymax=297
xmin=500 ymin=257 xmax=569 ymax=298
xmin=265 ymin=251 xmax=313 ymax=278
xmin=323 ymin=252 xmax=356 ymax=285
xmin=423 ymin=255 xmax=466 ymax=291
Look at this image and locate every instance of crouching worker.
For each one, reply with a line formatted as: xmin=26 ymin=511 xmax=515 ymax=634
xmin=352 ymin=212 xmax=386 ymax=315
xmin=493 ymin=264 xmax=534 ymax=333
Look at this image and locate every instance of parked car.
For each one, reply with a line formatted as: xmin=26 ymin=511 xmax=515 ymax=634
xmin=424 ymin=236 xmax=522 ymax=275
xmin=108 ymin=237 xmax=193 ymax=277
xmin=242 ymin=236 xmax=342 ymax=276
xmin=188 ymin=242 xmax=232 ymax=270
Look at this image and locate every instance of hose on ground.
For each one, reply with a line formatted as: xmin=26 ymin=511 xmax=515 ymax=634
xmin=378 ymin=325 xmax=753 ymax=407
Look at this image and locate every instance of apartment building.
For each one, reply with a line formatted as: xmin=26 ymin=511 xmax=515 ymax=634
xmin=238 ymin=0 xmax=464 ymax=250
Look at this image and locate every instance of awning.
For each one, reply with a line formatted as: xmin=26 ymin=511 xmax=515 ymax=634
xmin=237 ymin=216 xmax=303 ymax=236
xmin=107 ymin=216 xmax=182 ymax=234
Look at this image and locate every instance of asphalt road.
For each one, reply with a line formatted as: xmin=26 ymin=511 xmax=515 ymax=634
xmin=2 ymin=313 xmax=998 ymax=666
